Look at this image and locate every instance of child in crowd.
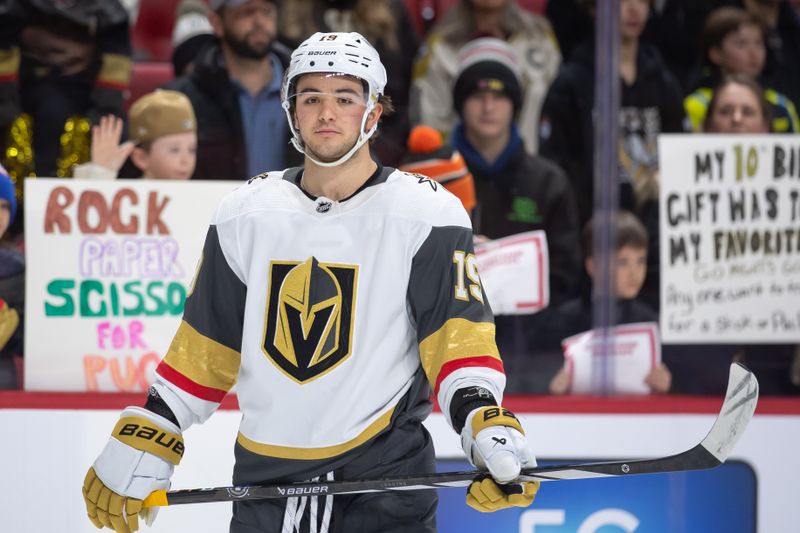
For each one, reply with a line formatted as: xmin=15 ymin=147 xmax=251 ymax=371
xmin=0 ymin=163 xmax=23 ymax=389
xmin=447 ymin=37 xmax=581 ymax=393
xmin=74 ymin=90 xmax=197 ymax=180
xmin=548 ymin=210 xmax=671 ymax=395
xmin=685 ymin=6 xmax=798 ymax=133
xmin=539 ymin=0 xmax=686 ymax=314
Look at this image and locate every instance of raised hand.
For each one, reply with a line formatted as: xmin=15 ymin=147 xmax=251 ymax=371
xmin=91 ymin=115 xmax=135 ymax=173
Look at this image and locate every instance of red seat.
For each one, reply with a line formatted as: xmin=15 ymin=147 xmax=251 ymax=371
xmin=124 ymin=62 xmax=176 ymax=112
xmin=131 ymin=0 xmax=183 ymax=61
xmin=403 ymin=0 xmax=547 ymax=37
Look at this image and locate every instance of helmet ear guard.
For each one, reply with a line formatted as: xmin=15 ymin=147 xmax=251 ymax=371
xmin=281 ymin=32 xmax=388 ymax=167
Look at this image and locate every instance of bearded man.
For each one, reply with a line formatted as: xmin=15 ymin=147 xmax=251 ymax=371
xmin=165 ymin=0 xmax=301 ymax=179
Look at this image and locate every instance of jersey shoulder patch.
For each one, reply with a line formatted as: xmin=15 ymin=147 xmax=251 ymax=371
xmin=384 ymin=170 xmax=471 ymax=229
xmin=408 ymin=171 xmax=442 ymax=192
xmin=213 ymin=170 xmax=287 ymax=224
xmin=247 ymin=171 xmax=272 ymax=184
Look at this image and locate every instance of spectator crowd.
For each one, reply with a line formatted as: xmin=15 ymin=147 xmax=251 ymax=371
xmin=1 ymin=0 xmax=799 ymax=395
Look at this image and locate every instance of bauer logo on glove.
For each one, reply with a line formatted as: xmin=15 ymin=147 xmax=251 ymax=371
xmin=83 ymin=407 xmax=183 ymax=532
xmin=114 ymin=417 xmax=185 ymax=464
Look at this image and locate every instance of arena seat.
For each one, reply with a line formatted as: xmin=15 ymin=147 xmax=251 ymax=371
xmin=131 ymin=0 xmax=183 ymax=61
xmin=124 ymin=62 xmax=176 ymax=112
xmin=403 ymin=0 xmax=547 ymax=37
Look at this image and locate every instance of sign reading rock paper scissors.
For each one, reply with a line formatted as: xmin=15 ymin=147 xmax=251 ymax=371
xmin=24 ymin=179 xmax=236 ymax=391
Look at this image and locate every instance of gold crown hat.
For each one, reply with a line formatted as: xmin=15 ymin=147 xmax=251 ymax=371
xmin=128 ymin=90 xmax=196 ymax=144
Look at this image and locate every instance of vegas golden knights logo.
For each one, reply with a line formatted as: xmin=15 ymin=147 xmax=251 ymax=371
xmin=263 ymin=257 xmax=358 ymax=383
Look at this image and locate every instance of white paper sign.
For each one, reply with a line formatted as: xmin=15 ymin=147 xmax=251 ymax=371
xmin=24 ymin=179 xmax=237 ymax=391
xmin=475 ymin=231 xmax=549 ymax=315
xmin=659 ymin=134 xmax=800 ymax=343
xmin=562 ymin=322 xmax=660 ymax=395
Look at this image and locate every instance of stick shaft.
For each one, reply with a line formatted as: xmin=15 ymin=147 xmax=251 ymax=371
xmin=144 ymin=363 xmax=758 ymax=508
xmin=145 ymin=446 xmax=720 ymax=507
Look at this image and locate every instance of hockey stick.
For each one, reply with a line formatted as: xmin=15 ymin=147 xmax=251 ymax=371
xmin=143 ymin=362 xmax=758 ymax=508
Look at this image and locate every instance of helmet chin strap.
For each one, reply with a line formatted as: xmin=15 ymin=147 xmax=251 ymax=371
xmin=289 ymin=102 xmax=378 ymax=168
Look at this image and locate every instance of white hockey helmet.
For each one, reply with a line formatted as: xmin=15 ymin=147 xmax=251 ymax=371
xmin=281 ymin=32 xmax=388 ymax=167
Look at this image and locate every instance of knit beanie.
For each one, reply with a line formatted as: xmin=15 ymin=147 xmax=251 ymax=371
xmin=452 ymin=37 xmax=522 ymax=117
xmin=0 ymin=163 xmax=16 ymax=223
xmin=171 ymin=0 xmax=215 ymax=76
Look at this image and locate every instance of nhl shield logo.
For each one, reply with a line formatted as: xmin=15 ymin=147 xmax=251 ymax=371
xmin=263 ymin=257 xmax=358 ymax=383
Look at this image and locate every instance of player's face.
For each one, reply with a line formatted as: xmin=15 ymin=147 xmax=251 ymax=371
xmin=614 ymin=245 xmax=647 ymax=300
xmin=620 ymin=0 xmax=649 ymax=41
xmin=292 ymin=73 xmax=376 ymax=163
xmin=136 ymin=132 xmax=197 ymax=180
xmin=711 ymin=24 xmax=765 ymax=78
xmin=217 ymin=0 xmax=277 ymax=59
xmin=462 ymin=90 xmax=514 ymax=143
xmin=706 ymin=83 xmax=769 ymax=134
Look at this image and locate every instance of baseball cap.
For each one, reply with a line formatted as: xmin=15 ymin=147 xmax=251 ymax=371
xmin=129 ymin=90 xmax=196 ymax=144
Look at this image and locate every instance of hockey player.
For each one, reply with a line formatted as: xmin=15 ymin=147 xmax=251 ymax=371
xmin=82 ymin=32 xmax=539 ymax=533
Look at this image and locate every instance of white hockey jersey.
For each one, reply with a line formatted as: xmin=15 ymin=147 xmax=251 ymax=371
xmin=153 ymin=166 xmax=506 ymax=463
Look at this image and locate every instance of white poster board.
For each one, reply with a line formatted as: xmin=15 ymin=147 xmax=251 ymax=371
xmin=24 ymin=179 xmax=237 ymax=391
xmin=658 ymin=134 xmax=800 ymax=343
xmin=562 ymin=322 xmax=660 ymax=395
xmin=475 ymin=230 xmax=549 ymax=315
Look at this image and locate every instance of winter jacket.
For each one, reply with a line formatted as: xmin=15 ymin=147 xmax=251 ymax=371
xmin=452 ymin=125 xmax=581 ymax=392
xmin=454 ymin=126 xmax=581 ymax=306
xmin=0 ymin=247 xmax=24 ymax=371
xmin=0 ymin=0 xmax=131 ymax=178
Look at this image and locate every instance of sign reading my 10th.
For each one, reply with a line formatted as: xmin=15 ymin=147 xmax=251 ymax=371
xmin=24 ymin=179 xmax=235 ymax=392
xmin=659 ymin=134 xmax=800 ymax=344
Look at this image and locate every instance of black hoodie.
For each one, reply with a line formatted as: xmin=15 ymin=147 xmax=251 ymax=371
xmin=538 ymin=40 xmax=686 ymax=311
xmin=539 ymin=40 xmax=687 ymax=227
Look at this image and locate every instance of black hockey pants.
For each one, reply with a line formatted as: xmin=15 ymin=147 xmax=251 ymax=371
xmin=230 ymin=414 xmax=438 ymax=533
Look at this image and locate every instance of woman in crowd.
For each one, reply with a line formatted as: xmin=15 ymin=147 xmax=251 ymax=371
xmin=702 ymin=74 xmax=771 ymax=133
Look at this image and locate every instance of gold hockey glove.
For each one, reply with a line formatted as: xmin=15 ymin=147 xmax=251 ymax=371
xmin=461 ymin=406 xmax=540 ymax=512
xmin=82 ymin=407 xmax=183 ymax=532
